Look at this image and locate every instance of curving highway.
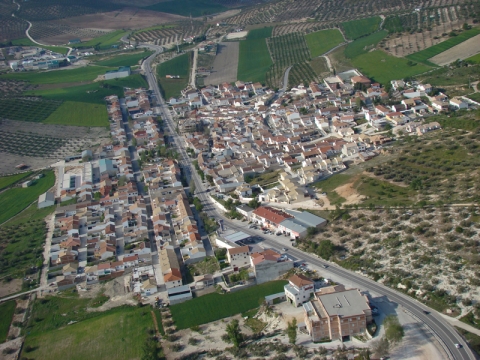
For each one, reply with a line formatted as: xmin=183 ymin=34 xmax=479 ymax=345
xmin=141 ymin=48 xmax=476 ymax=360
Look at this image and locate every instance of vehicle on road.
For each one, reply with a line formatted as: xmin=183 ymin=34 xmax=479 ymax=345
xmin=282 ymin=247 xmax=287 ymax=252
xmin=276 ymin=232 xmax=282 ymax=236
xmin=323 ymin=264 xmax=328 ymax=268
xmin=455 ymin=344 xmax=462 ymax=349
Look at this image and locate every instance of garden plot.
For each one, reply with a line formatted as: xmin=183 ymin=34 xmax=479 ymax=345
xmin=430 ymin=34 xmax=480 ymax=65
xmin=204 ymin=42 xmax=239 ymax=85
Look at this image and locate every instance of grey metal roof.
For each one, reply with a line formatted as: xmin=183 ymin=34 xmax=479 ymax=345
xmin=285 ymin=209 xmax=327 ymax=227
xmin=279 ymin=219 xmax=308 ymax=233
xmin=167 ymin=284 xmax=191 ymax=296
xmin=318 ymin=289 xmax=370 ymax=317
xmin=224 ymin=231 xmax=250 ymax=242
xmin=236 ymin=204 xmax=253 ymax=213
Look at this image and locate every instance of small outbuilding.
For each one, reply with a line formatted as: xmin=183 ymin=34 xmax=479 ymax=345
xmin=38 ymin=191 xmax=55 ymax=208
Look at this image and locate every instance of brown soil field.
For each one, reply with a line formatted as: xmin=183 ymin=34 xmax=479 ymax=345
xmin=204 ymin=42 xmax=239 ymax=86
xmin=384 ymin=19 xmax=474 ymax=58
xmin=0 ymin=279 xmax=22 ymax=297
xmin=51 ymin=7 xmax=186 ymax=32
xmin=430 ymin=34 xmax=480 ymax=65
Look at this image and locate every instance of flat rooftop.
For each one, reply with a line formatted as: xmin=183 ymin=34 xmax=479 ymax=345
xmin=318 ymin=289 xmax=370 ymax=318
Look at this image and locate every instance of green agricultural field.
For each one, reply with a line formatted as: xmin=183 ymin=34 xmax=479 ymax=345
xmin=77 ymin=30 xmax=127 ymax=49
xmin=0 ymin=200 xmax=56 ymax=280
xmin=23 ymin=299 xmax=153 ymax=360
xmin=0 ymin=66 xmax=112 ymax=85
xmin=383 ymin=15 xmax=404 ymax=34
xmin=467 ymin=52 xmax=480 ymax=63
xmin=0 ymin=301 xmax=15 ymax=342
xmin=157 ymin=53 xmax=190 ymax=99
xmin=247 ymin=27 xmax=273 ymax=40
xmin=0 ymin=171 xmax=54 ymax=225
xmin=95 ymin=51 xmax=153 ymax=67
xmin=170 ymin=281 xmax=287 ymax=329
xmin=25 ymin=74 xmax=148 ymax=104
xmin=0 ymin=172 xmax=32 ymax=191
xmin=351 ymin=50 xmax=430 ymax=85
xmin=305 ymin=29 xmax=344 ymax=57
xmin=238 ymin=38 xmax=273 ymax=84
xmin=342 ymin=16 xmax=382 ymax=40
xmin=345 ymin=30 xmax=388 ymax=59
xmin=146 ymin=0 xmax=227 ymax=17
xmin=11 ymin=38 xmax=69 ymax=54
xmin=0 ymin=98 xmax=62 ymax=122
xmin=407 ymin=27 xmax=480 ymax=64
xmin=43 ymin=101 xmax=108 ymax=127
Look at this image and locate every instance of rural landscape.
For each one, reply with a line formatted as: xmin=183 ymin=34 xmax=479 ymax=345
xmin=1 ymin=0 xmax=480 ymax=359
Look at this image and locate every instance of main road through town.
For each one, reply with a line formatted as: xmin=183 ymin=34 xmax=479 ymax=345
xmin=141 ymin=47 xmax=476 ymax=360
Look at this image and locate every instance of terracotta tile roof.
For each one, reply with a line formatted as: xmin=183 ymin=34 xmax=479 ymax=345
xmin=227 ymin=245 xmax=250 ymax=255
xmin=164 ymin=268 xmax=182 ymax=282
xmin=253 ymin=206 xmax=294 ymax=225
xmin=289 ymin=274 xmax=313 ymax=288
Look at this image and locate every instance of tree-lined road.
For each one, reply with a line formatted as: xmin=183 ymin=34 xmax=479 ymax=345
xmin=141 ymin=48 xmax=476 ymax=360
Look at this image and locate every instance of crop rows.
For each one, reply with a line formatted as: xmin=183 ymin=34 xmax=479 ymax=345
xmin=265 ymin=32 xmax=311 ymax=89
xmin=132 ymin=23 xmax=205 ymax=46
xmin=0 ymin=130 xmax=66 ymax=157
xmin=273 ymin=22 xmax=336 ymax=37
xmin=288 ymin=62 xmax=318 ymax=87
xmin=0 ymin=98 xmax=62 ymax=122
xmin=29 ymin=22 xmax=107 ymax=43
xmin=384 ymin=4 xmax=477 ymax=34
xmin=0 ymin=16 xmax=27 ymax=43
xmin=0 ymin=0 xmax=28 ymax=42
xmin=224 ymin=0 xmax=472 ymax=26
xmin=17 ymin=0 xmax=119 ymax=22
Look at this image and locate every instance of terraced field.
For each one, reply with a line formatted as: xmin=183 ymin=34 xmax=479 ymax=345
xmin=305 ymin=29 xmax=344 ymax=57
xmin=157 ymin=53 xmax=190 ymax=99
xmin=237 ymin=28 xmax=273 ymax=84
xmin=25 ymin=75 xmax=148 ymax=104
xmin=0 ymin=98 xmax=62 ymax=122
xmin=341 ymin=16 xmax=381 ymax=40
xmin=43 ymin=101 xmax=109 ymax=127
xmin=407 ymin=27 xmax=480 ymax=65
xmin=344 ymin=30 xmax=388 ymax=59
xmin=352 ymin=50 xmax=430 ymax=85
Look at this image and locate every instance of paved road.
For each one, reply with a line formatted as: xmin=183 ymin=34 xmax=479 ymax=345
xmin=141 ymin=45 xmax=476 ymax=360
xmin=281 ymin=66 xmax=292 ymax=93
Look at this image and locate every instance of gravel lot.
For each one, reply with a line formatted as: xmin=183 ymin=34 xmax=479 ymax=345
xmin=204 ymin=42 xmax=239 ymax=86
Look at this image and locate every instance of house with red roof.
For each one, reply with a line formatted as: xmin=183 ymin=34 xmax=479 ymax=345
xmin=252 ymin=206 xmax=294 ymax=229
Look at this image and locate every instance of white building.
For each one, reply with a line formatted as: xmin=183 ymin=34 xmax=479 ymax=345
xmin=38 ymin=191 xmax=55 ymax=208
xmin=284 ymin=274 xmax=315 ymax=307
xmin=227 ymin=245 xmax=250 ymax=268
